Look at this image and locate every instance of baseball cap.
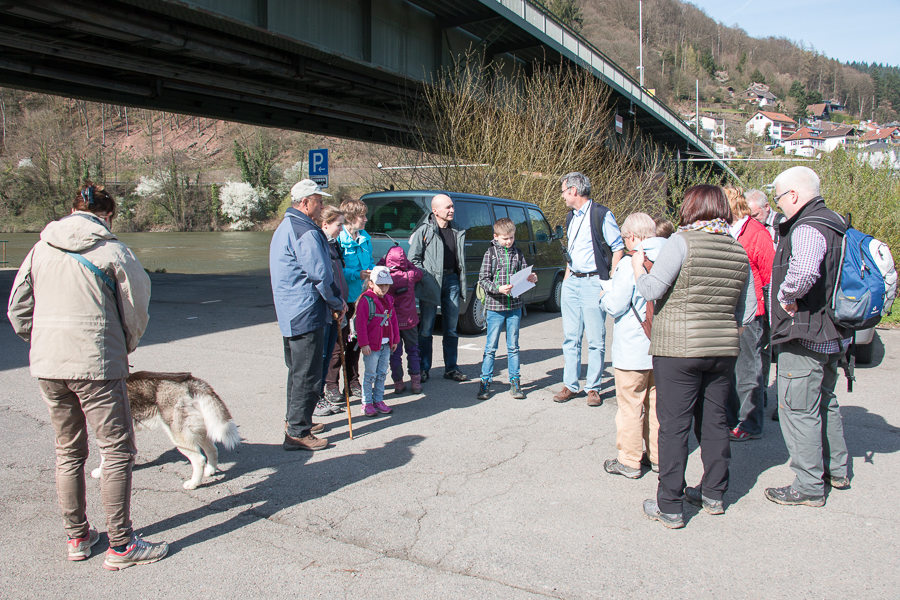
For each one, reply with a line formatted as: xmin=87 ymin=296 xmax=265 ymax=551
xmin=370 ymin=265 xmax=393 ymax=285
xmin=290 ymin=179 xmax=332 ymax=201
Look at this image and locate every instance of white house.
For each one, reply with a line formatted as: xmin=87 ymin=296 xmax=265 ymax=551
xmin=745 ymin=111 xmax=797 ymax=141
xmin=819 ymin=125 xmax=856 ymax=152
xmin=739 ymin=83 xmax=778 ymax=107
xmin=858 ymin=143 xmax=900 ymax=169
xmin=859 ymin=126 xmax=900 ymax=147
xmin=783 ymin=127 xmax=825 ymax=156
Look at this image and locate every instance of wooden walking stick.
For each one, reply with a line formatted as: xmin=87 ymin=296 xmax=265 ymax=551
xmin=335 ymin=311 xmax=354 ymax=439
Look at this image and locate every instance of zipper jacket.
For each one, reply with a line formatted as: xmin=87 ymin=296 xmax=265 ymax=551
xmin=478 ymin=240 xmax=529 ymax=312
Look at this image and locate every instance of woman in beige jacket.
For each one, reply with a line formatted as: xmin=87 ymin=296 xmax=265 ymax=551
xmin=7 ymin=182 xmax=168 ymax=570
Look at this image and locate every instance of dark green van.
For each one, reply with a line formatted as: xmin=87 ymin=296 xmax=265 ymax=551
xmin=359 ymin=190 xmax=567 ymax=334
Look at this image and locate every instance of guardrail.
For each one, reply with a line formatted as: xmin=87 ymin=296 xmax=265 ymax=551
xmin=0 ymin=240 xmax=7 ymax=267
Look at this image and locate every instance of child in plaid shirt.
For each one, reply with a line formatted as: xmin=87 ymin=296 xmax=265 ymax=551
xmin=477 ymin=218 xmax=538 ymax=400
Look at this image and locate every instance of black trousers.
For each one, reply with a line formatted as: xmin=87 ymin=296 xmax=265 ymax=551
xmin=653 ymin=354 xmax=738 ymax=514
xmin=284 ymin=328 xmax=325 ymax=438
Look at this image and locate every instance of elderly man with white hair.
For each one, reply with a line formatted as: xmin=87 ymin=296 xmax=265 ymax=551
xmin=746 ymin=188 xmax=784 ymax=245
xmin=765 ymin=166 xmax=851 ymax=507
xmin=745 ymin=187 xmax=782 ymax=421
xmin=270 ymin=179 xmax=347 ymax=451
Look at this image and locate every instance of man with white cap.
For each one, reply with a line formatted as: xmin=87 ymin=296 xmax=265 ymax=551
xmin=270 ymin=179 xmax=346 ymax=451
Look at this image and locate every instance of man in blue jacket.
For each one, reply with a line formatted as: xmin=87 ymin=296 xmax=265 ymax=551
xmin=270 ymin=179 xmax=346 ymax=451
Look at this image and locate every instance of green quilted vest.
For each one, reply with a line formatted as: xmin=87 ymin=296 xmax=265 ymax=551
xmin=650 ymin=230 xmax=749 ymax=358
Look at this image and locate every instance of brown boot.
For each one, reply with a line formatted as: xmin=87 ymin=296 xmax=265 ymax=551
xmin=283 ymin=432 xmax=328 ymax=451
xmin=553 ymin=386 xmax=577 ymax=403
xmin=410 ymin=373 xmax=423 ymax=394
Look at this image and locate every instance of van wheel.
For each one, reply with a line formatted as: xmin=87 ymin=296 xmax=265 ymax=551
xmin=459 ymin=294 xmax=487 ymax=335
xmin=543 ymin=275 xmax=563 ymax=312
xmin=855 ymin=340 xmax=874 ymax=364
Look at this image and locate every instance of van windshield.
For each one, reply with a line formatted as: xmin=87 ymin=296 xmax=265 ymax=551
xmin=364 ymin=195 xmax=429 ymax=240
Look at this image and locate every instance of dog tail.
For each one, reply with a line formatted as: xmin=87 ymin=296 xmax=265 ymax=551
xmin=195 ymin=387 xmax=241 ymax=450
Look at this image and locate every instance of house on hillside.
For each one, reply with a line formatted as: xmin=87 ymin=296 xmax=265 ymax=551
xmin=738 ymin=83 xmax=778 ymax=106
xmin=783 ymin=127 xmax=825 ymax=156
xmin=806 ymin=103 xmax=830 ymax=121
xmin=819 ymin=125 xmax=856 ymax=151
xmin=745 ymin=111 xmax=797 ymax=142
xmin=859 ymin=127 xmax=900 ymax=147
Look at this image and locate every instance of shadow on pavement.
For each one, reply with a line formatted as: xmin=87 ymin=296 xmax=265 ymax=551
xmin=140 ymin=435 xmax=424 ymax=553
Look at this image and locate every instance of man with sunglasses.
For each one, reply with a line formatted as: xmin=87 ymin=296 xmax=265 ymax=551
xmin=553 ymin=172 xmax=624 ymax=406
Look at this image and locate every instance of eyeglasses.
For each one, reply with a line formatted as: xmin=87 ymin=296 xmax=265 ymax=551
xmin=561 ymin=185 xmax=573 ymax=195
xmin=773 ymin=190 xmax=792 ymax=202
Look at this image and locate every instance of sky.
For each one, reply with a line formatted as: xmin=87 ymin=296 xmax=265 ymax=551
xmin=685 ymin=0 xmax=900 ymax=66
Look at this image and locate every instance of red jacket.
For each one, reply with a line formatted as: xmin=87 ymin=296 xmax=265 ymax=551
xmin=735 ymin=217 xmax=774 ymax=317
xmin=354 ymin=289 xmax=400 ymax=352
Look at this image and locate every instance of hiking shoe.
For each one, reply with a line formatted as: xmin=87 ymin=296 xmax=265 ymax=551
xmin=394 ymin=380 xmax=406 ymax=394
xmin=684 ymin=486 xmax=725 ymax=515
xmin=764 ymin=485 xmax=825 ymax=507
xmin=374 ymin=401 xmax=392 ymax=414
xmin=824 ymin=474 xmax=851 ymax=489
xmin=310 ymin=423 xmax=325 ymax=435
xmin=283 ymin=432 xmax=328 ymax=451
xmin=477 ymin=379 xmax=491 ymax=400
xmin=363 ymin=403 xmax=378 ymax=417
xmin=444 ymin=369 xmax=469 ymax=382
xmin=323 ymin=397 xmax=345 ymax=413
xmin=553 ymin=386 xmax=577 ymax=403
xmin=604 ymin=458 xmax=641 ymax=479
xmin=509 ymin=378 xmax=525 ymax=399
xmin=349 ymin=384 xmax=363 ymax=398
xmin=640 ymin=453 xmax=659 ymax=473
xmin=421 ymin=371 xmax=429 ymax=383
xmin=102 ymin=534 xmax=168 ymax=571
xmin=642 ymin=499 xmax=684 ymax=529
xmin=586 ymin=390 xmax=603 ymax=407
xmin=67 ymin=528 xmax=100 ymax=561
xmin=324 ymin=387 xmax=343 ymax=403
xmin=313 ymin=399 xmax=334 ymax=417
xmin=730 ymin=426 xmax=761 ymax=442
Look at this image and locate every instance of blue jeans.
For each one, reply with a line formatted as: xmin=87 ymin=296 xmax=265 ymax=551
xmin=480 ymin=309 xmax=521 ymax=382
xmin=561 ymin=275 xmax=606 ymax=393
xmin=418 ymin=273 xmax=462 ymax=375
xmin=362 ymin=345 xmax=391 ymax=405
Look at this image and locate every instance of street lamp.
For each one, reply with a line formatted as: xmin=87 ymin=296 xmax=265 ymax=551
xmin=637 ymin=0 xmax=644 ymax=87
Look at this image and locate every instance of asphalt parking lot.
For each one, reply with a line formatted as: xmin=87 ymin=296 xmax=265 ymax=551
xmin=1 ymin=271 xmax=898 ymax=599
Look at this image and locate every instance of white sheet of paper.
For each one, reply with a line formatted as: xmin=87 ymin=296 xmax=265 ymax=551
xmin=510 ymin=265 xmax=535 ymax=298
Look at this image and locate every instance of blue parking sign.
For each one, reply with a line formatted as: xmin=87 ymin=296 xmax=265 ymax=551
xmin=309 ymin=148 xmax=328 ymax=188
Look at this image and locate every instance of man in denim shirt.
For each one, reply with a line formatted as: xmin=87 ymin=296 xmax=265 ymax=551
xmin=553 ymin=172 xmax=624 ymax=407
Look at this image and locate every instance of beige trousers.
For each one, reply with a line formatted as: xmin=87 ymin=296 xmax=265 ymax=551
xmin=39 ymin=379 xmax=136 ymax=546
xmin=613 ymin=369 xmax=658 ymax=469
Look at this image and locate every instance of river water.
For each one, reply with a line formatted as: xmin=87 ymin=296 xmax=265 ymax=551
xmin=1 ymin=232 xmax=273 ymax=274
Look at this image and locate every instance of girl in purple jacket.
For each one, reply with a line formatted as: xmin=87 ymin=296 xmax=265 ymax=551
xmin=378 ymin=245 xmax=424 ymax=394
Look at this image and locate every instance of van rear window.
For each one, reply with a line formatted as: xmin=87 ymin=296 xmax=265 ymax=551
xmin=365 ymin=196 xmax=428 ymax=238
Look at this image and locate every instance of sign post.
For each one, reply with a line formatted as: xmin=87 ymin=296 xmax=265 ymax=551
xmin=309 ymin=148 xmax=329 ymax=188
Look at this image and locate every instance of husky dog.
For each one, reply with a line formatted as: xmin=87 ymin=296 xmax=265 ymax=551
xmin=91 ymin=371 xmax=241 ymax=490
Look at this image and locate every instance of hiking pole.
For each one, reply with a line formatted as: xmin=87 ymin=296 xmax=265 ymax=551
xmin=335 ymin=312 xmax=354 ymax=439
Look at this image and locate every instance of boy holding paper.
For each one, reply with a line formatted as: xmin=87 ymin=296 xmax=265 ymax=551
xmin=477 ymin=218 xmax=538 ymax=400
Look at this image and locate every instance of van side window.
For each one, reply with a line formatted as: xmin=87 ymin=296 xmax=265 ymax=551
xmin=493 ymin=205 xmax=508 ymax=221
xmin=506 ymin=206 xmax=529 ymax=241
xmin=528 ymin=208 xmax=552 ymax=242
xmin=454 ymin=201 xmax=492 ymax=240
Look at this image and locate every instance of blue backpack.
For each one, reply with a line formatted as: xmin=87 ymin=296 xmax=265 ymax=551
xmin=807 ymin=216 xmax=897 ymax=331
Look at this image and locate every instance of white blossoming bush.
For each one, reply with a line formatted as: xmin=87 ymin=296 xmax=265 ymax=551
xmin=135 ymin=175 xmax=166 ymax=198
xmin=17 ymin=157 xmax=33 ymax=169
xmin=219 ymin=180 xmax=267 ymax=230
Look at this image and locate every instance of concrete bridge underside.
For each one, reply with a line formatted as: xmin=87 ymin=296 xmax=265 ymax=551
xmin=0 ymin=0 xmax=732 ymax=174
